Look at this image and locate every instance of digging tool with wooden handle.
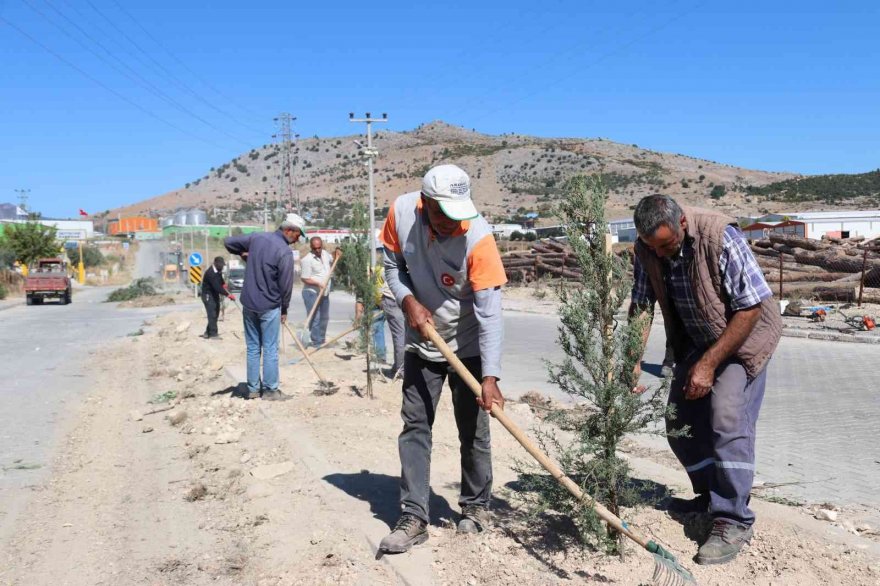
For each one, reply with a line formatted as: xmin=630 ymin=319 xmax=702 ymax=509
xmin=283 ymin=321 xmax=336 ymax=390
xmin=422 ymin=323 xmax=696 ymax=586
xmin=303 ymin=252 xmax=341 ymax=331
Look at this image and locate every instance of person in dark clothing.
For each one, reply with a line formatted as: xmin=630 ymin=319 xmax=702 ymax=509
xmin=201 ymin=257 xmax=235 ymax=339
xmin=224 ymin=214 xmax=305 ymax=400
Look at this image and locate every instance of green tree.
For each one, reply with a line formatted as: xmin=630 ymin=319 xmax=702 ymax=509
xmin=66 ymin=245 xmax=104 ymax=268
xmin=1 ymin=222 xmax=59 ymax=269
xmin=510 ymin=230 xmax=524 ymax=241
xmin=710 ymin=185 xmax=726 ymax=199
xmin=514 ymin=176 xmax=682 ymax=554
xmin=338 ymin=202 xmax=380 ymax=398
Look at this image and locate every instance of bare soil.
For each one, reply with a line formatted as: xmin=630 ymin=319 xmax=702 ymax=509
xmin=2 ymin=307 xmax=878 ymax=585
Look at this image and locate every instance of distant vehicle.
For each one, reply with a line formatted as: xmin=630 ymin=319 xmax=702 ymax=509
xmin=25 ymin=258 xmax=72 ymax=305
xmin=227 ymin=267 xmax=245 ymax=292
xmin=163 ymin=264 xmax=179 ymax=283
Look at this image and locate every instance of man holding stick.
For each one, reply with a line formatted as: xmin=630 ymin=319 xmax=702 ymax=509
xmin=300 ymin=236 xmax=338 ymax=347
xmin=377 ymin=164 xmax=507 ymax=555
xmin=224 ymin=214 xmax=305 ymax=401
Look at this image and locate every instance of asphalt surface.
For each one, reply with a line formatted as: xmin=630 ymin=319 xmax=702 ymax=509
xmin=0 ymin=285 xmax=196 ymax=543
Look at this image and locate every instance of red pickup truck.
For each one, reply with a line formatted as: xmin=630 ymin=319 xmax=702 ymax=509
xmin=25 ymin=258 xmax=73 ymax=305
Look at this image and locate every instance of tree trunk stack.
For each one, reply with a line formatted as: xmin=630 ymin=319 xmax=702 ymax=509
xmin=751 ymin=235 xmax=880 ymax=302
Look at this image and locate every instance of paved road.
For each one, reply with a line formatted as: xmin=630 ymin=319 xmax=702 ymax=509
xmin=317 ymin=298 xmax=879 ymax=510
xmin=0 ymin=285 xmax=197 ymax=543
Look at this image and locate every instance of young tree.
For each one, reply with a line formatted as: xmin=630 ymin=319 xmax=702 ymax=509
xmin=515 ymin=176 xmax=682 ymax=554
xmin=338 ymin=202 xmax=380 ymax=399
xmin=1 ymin=222 xmax=59 ymax=269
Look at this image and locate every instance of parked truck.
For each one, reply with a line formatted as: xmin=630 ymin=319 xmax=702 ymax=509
xmin=25 ymin=258 xmax=73 ymax=305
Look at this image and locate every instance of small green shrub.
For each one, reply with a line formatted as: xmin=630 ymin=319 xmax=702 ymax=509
xmin=107 ymin=278 xmax=157 ymax=302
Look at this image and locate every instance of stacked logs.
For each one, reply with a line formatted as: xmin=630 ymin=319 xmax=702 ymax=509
xmin=751 ymin=234 xmax=880 ymax=303
xmin=502 ymin=239 xmax=583 ymax=283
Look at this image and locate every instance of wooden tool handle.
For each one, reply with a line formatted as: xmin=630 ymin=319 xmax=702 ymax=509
xmin=283 ymin=322 xmax=327 ymax=383
xmin=423 ymin=323 xmax=649 ymax=548
xmin=304 ymin=254 xmax=341 ymax=328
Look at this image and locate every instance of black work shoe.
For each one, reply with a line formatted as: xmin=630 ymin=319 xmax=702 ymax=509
xmin=261 ymin=390 xmax=293 ymax=401
xmin=377 ymin=514 xmax=428 ymax=556
xmin=246 ymin=390 xmax=261 ymax=400
xmin=695 ymin=519 xmax=753 ymax=565
xmin=664 ymin=493 xmax=710 ymax=515
xmin=457 ymin=505 xmax=491 ymax=534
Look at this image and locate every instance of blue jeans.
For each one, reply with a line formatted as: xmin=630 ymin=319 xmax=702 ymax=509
xmin=302 ymin=289 xmax=330 ymax=346
xmin=372 ymin=310 xmax=386 ymax=363
xmin=242 ymin=306 xmax=281 ymax=393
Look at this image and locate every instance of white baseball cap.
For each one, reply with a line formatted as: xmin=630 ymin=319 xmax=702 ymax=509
xmin=283 ymin=213 xmax=307 ymax=239
xmin=421 ymin=164 xmax=479 ymax=221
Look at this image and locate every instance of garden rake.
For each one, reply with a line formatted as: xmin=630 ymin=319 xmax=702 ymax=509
xmin=424 ymin=324 xmax=697 ymax=586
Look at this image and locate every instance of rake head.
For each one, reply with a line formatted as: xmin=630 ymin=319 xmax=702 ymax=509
xmin=648 ymin=542 xmax=697 ymax=586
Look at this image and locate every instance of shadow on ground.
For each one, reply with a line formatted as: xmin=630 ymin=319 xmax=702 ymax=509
xmin=323 ymin=471 xmax=456 ymax=529
xmin=640 ymin=361 xmax=666 ymax=377
xmin=211 ymin=383 xmax=251 ymax=399
xmin=496 ymin=473 xmax=674 ymax=579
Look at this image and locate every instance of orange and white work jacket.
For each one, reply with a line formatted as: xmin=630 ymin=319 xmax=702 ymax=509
xmin=381 ymin=191 xmax=507 ymax=378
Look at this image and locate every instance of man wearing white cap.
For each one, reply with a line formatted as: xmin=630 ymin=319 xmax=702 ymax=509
xmin=224 ymin=213 xmax=305 ymax=401
xmin=377 ymin=164 xmax=507 ymax=555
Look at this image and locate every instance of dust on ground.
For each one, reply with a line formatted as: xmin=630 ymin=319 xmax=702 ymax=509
xmin=2 ymin=306 xmax=879 ymax=585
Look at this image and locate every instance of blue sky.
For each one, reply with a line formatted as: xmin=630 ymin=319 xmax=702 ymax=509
xmin=1 ymin=0 xmax=878 ymax=217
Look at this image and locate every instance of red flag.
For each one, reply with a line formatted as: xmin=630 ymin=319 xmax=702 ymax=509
xmin=79 ymin=209 xmax=88 ymax=217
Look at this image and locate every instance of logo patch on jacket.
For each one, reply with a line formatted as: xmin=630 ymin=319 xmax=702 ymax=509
xmin=441 ymin=273 xmax=455 ymax=287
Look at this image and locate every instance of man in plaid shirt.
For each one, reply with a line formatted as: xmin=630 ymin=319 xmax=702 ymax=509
xmin=629 ymin=195 xmax=780 ymax=566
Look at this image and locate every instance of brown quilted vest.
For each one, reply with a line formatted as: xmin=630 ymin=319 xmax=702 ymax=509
xmin=634 ymin=206 xmax=782 ymax=378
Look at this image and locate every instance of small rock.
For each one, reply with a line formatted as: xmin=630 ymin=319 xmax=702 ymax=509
xmin=129 ymin=410 xmax=143 ymax=422
xmin=815 ymin=509 xmax=838 ymax=522
xmin=202 ymin=427 xmax=213 ymax=435
xmin=141 ymin=426 xmax=154 ymax=433
xmin=175 ymin=321 xmax=191 ymax=334
xmin=167 ymin=410 xmax=188 ymax=426
xmin=250 ymin=461 xmax=295 ymax=480
xmin=210 ymin=359 xmax=225 ymax=371
xmin=214 ymin=431 xmax=242 ymax=444
xmin=176 ymin=374 xmax=186 ymax=382
xmin=185 ymin=482 xmax=207 ymax=501
xmin=857 ymin=523 xmax=872 ymax=533
xmin=240 ymin=453 xmax=252 ymax=464
xmin=227 ymin=467 xmax=243 ymax=479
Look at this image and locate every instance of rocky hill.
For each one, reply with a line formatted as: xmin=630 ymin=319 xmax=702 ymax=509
xmin=111 ymin=121 xmax=853 ymax=226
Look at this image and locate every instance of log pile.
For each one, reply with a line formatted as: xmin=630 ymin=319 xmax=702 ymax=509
xmin=502 ymin=239 xmax=583 ymax=283
xmin=751 ymin=234 xmax=880 ymax=303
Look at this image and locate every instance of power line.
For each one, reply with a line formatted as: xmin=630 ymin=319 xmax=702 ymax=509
xmin=107 ymin=0 xmax=267 ymax=122
xmin=0 ymin=14 xmax=229 ymax=148
xmin=24 ymin=0 xmax=253 ymax=147
xmin=73 ymin=0 xmax=267 ymax=137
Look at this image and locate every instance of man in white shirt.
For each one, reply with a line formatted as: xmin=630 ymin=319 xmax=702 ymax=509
xmin=300 ymin=237 xmax=337 ymax=346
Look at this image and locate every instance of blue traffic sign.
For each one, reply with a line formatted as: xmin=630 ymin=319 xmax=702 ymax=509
xmin=189 ymin=252 xmax=203 ymax=267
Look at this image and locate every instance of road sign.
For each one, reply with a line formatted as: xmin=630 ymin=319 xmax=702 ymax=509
xmin=189 ymin=252 xmax=203 ymax=267
xmin=189 ymin=265 xmax=203 ymax=284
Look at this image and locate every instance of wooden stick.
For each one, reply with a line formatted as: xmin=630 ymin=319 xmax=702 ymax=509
xmin=283 ymin=321 xmax=332 ymax=385
xmin=303 ymin=253 xmax=341 ymax=330
xmin=423 ymin=324 xmax=652 ymax=550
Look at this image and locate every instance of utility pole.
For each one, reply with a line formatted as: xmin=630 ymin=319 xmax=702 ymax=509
xmin=349 ymin=112 xmax=387 ymax=268
xmin=273 ymin=113 xmax=297 ymax=211
xmin=14 ymin=188 xmax=30 ymax=218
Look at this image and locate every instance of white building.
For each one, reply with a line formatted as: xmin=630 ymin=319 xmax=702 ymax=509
xmin=781 ymin=210 xmax=880 ymax=240
xmin=609 ymin=218 xmax=637 ymax=243
xmin=41 ymin=219 xmax=95 ymax=241
xmin=490 ymin=223 xmax=525 ymax=238
xmin=2 ymin=218 xmax=94 ymax=241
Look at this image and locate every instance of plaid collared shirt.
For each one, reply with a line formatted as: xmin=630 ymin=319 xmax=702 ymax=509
xmin=632 ymin=225 xmax=772 ymax=349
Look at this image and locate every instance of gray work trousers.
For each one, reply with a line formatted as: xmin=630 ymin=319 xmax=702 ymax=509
xmin=398 ymin=352 xmax=493 ymax=523
xmin=381 ymin=297 xmax=406 ymax=372
xmin=666 ymin=350 xmax=768 ymax=526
